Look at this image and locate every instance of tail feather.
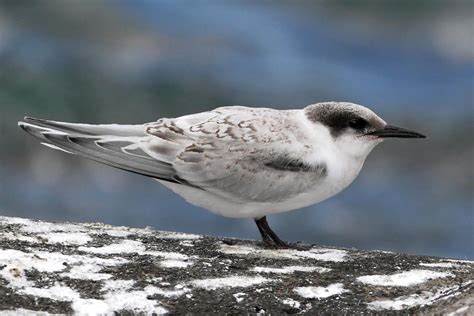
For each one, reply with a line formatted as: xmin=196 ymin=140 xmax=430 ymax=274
xmin=22 ymin=116 xmax=146 ymax=136
xmin=18 ymin=117 xmax=185 ymax=184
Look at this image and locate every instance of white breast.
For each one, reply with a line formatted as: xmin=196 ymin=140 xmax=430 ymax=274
xmin=157 ymin=151 xmax=365 ymax=219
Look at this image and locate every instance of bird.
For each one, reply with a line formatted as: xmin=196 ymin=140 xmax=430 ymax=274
xmin=19 ymin=102 xmax=426 ymax=248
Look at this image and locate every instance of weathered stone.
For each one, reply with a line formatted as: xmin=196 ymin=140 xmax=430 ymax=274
xmin=0 ymin=216 xmax=472 ymax=314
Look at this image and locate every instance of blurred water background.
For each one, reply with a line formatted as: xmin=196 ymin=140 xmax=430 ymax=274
xmin=0 ymin=0 xmax=472 ymax=259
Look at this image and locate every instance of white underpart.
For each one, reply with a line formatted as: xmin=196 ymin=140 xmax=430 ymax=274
xmin=356 ymin=269 xmax=453 ymax=287
xmin=294 ymin=283 xmax=349 ymax=299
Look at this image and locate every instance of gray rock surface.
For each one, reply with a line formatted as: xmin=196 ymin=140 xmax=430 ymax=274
xmin=0 ymin=216 xmax=472 ymax=315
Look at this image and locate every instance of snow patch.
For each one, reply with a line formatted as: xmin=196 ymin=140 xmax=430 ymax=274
xmin=8 ymin=217 xmax=85 ymax=234
xmin=445 ymin=259 xmax=474 ymax=264
xmin=447 ymin=306 xmax=470 ymax=316
xmin=190 ymin=276 xmax=271 ymax=290
xmin=105 ymin=229 xmax=133 ymax=237
xmin=71 ymin=299 xmax=112 ymax=315
xmin=160 ymin=260 xmax=193 ymax=268
xmin=0 ymin=264 xmax=30 ymax=287
xmin=79 ymin=240 xmax=190 ymax=261
xmin=357 ymin=269 xmax=452 ymax=287
xmin=79 ymin=239 xmax=145 ymax=254
xmin=0 ymin=249 xmax=126 ymax=275
xmin=0 ymin=308 xmax=52 ymax=315
xmin=233 ymin=292 xmax=247 ymax=303
xmin=281 ymin=298 xmax=301 ymax=309
xmin=179 ymin=240 xmax=195 ymax=247
xmin=6 ymin=277 xmax=187 ymax=314
xmin=0 ymin=216 xmax=159 ymax=241
xmin=63 ymin=263 xmax=114 ymax=281
xmin=0 ymin=250 xmax=133 ymax=312
xmin=147 ymin=285 xmax=190 ymax=298
xmin=294 ymin=283 xmax=348 ymax=299
xmin=39 ymin=232 xmax=92 ymax=245
xmin=419 ymin=262 xmax=458 ymax=268
xmin=20 ymin=284 xmax=79 ymax=301
xmin=251 ymin=265 xmax=330 ymax=274
xmin=100 ymin=288 xmax=169 ymax=314
xmin=367 ymin=282 xmax=472 ymax=311
xmin=220 ymin=244 xmax=347 ymax=262
xmin=102 ymin=279 xmax=190 ymax=299
xmin=0 ymin=232 xmax=40 ymax=244
xmin=148 ymin=250 xmax=189 ymax=260
xmin=103 ymin=279 xmax=136 ymax=292
xmin=156 ymin=231 xmax=201 ymax=240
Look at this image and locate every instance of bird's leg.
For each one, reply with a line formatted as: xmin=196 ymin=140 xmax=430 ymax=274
xmin=255 ymin=217 xmax=274 ymax=247
xmin=255 ymin=216 xmax=288 ymax=248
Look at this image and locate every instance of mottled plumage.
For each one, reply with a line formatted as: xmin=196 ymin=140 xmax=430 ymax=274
xmin=19 ymin=102 xmax=425 ymax=247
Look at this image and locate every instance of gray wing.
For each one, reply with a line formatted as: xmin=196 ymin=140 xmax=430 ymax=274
xmin=148 ymin=107 xmax=328 ymax=203
xmin=19 ymin=107 xmax=327 ymax=203
xmin=18 ymin=117 xmax=190 ymax=185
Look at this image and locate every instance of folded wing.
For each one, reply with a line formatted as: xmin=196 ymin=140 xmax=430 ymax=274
xmin=148 ymin=107 xmax=327 ymax=203
xmin=18 ymin=117 xmax=185 ymax=185
xmin=19 ymin=107 xmax=327 ymax=203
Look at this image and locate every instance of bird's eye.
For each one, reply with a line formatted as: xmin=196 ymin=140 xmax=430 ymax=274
xmin=348 ymin=118 xmax=369 ymax=130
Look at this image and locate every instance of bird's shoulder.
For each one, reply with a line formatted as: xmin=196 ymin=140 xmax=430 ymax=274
xmin=147 ymin=106 xmax=302 ymax=146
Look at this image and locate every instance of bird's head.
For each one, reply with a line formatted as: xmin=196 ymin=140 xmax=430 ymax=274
xmin=305 ymin=102 xmax=426 ymax=159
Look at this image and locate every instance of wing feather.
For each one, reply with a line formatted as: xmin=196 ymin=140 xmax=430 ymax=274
xmin=19 ymin=117 xmax=185 ymax=185
xmin=148 ymin=107 xmax=327 ymax=203
xmin=20 ymin=107 xmax=326 ymax=204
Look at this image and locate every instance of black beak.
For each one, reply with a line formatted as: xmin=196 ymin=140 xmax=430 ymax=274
xmin=367 ymin=124 xmax=426 ymax=139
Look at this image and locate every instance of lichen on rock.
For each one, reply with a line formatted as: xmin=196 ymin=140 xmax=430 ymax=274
xmin=0 ymin=216 xmax=472 ymax=314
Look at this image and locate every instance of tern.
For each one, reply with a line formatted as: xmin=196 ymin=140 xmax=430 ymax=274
xmin=19 ymin=102 xmax=426 ymax=248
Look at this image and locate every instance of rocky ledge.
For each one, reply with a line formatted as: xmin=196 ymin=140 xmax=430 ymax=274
xmin=0 ymin=216 xmax=472 ymax=315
